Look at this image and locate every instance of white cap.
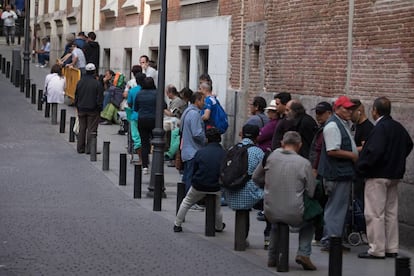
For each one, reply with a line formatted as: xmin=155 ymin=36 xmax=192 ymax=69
xmin=85 ymin=63 xmax=96 ymax=71
xmin=264 ymin=99 xmax=277 ymax=111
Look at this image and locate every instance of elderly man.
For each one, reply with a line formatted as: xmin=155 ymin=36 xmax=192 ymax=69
xmin=139 ymin=55 xmax=158 ymax=87
xmin=357 ymin=97 xmax=413 ymax=259
xmin=253 ymin=131 xmax=318 ymax=270
xmin=318 ymin=96 xmax=358 ymax=252
xmin=1 ymin=5 xmax=18 ymax=46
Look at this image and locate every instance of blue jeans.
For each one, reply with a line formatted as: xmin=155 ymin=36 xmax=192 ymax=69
xmin=321 ymin=180 xmax=351 ymax=247
xmin=38 ymin=53 xmax=50 ymax=65
xmin=182 ymin=158 xmax=195 ymax=194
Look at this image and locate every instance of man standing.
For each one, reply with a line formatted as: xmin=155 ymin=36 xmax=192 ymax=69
xmin=139 ymin=55 xmax=158 ymax=87
xmin=350 ymin=99 xmax=374 ymax=152
xmin=83 ymin=32 xmax=100 ymax=72
xmin=1 ymin=5 xmax=18 ymax=46
xmin=317 ymin=96 xmax=358 ymax=251
xmin=180 ymin=92 xmax=206 ymax=193
xmin=357 ymin=97 xmax=413 ymax=259
xmin=74 ymin=63 xmax=104 ymax=154
xmin=253 ymin=131 xmax=317 ymax=270
xmin=66 ymin=43 xmax=87 ymax=76
xmin=271 ymin=92 xmax=292 ymax=150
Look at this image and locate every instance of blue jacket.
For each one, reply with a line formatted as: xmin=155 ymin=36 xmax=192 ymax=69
xmin=192 ymin=143 xmax=225 ymax=192
xmin=180 ymin=104 xmax=206 ymax=161
xmin=357 ymin=115 xmax=413 ymax=179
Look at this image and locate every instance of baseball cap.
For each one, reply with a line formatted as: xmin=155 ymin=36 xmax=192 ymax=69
xmin=313 ymin=101 xmax=332 ymax=113
xmin=242 ymin=124 xmax=260 ymax=139
xmin=334 ymin=96 xmax=355 ymax=109
xmin=85 ymin=63 xmax=96 ymax=71
xmin=264 ymin=99 xmax=277 ymax=111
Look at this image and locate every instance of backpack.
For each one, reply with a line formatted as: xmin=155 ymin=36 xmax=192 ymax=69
xmin=209 ymin=97 xmax=229 ymax=134
xmin=219 ymin=143 xmax=254 ymax=191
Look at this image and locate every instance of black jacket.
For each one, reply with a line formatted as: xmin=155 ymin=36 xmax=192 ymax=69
xmin=74 ymin=74 xmax=104 ymax=112
xmin=192 ymin=143 xmax=225 ymax=192
xmin=356 ymin=115 xmax=413 ymax=179
xmin=83 ymin=41 xmax=100 ymax=70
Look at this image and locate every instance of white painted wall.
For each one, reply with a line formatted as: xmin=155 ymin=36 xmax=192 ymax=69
xmin=97 ymin=16 xmax=231 ymax=104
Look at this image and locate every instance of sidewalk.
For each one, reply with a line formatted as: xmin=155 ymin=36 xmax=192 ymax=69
xmin=1 ymin=39 xmax=412 ymax=275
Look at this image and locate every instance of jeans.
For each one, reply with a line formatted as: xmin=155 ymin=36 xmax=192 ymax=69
xmin=321 ymin=180 xmax=351 ymax=247
xmin=182 ymin=159 xmax=195 ymax=193
xmin=38 ymin=53 xmax=50 ymax=65
xmin=3 ymin=26 xmax=15 ymax=45
xmin=77 ymin=111 xmax=100 ymax=153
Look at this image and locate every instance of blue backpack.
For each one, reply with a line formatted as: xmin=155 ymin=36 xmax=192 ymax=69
xmin=209 ymin=97 xmax=229 ymax=134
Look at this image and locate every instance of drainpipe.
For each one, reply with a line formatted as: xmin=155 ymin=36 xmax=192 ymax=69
xmin=345 ymin=0 xmax=355 ymax=94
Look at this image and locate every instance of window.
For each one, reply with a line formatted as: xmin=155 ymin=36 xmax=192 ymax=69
xmin=180 ymin=47 xmax=191 ymax=88
xmin=103 ymin=48 xmax=111 ymax=72
xmin=197 ymin=47 xmax=209 ymax=79
xmin=124 ymin=48 xmax=133 ymax=79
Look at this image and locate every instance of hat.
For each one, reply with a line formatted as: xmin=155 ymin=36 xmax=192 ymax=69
xmin=242 ymin=124 xmax=260 ymax=139
xmin=264 ymin=99 xmax=277 ymax=111
xmin=85 ymin=63 xmax=96 ymax=71
xmin=334 ymin=96 xmax=355 ymax=109
xmin=313 ymin=101 xmax=332 ymax=113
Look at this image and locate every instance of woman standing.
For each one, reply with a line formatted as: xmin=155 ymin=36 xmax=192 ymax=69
xmin=44 ymin=64 xmax=66 ymax=124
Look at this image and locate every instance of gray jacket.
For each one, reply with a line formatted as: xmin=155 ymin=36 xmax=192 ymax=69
xmin=253 ymin=148 xmax=316 ymax=226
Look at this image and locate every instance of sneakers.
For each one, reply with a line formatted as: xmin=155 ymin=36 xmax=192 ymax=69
xmin=312 ymin=239 xmax=323 ymax=247
xmin=40 ymin=64 xmax=47 ymax=68
xmin=256 ymin=211 xmax=265 ymax=221
xmin=190 ymin=204 xmax=205 ymax=211
xmin=142 ymin=167 xmax=149 ymax=175
xmin=173 ymin=225 xmax=182 ymax=232
xmin=215 ymin=223 xmax=226 ymax=232
xmin=295 ymin=255 xmax=317 ymax=270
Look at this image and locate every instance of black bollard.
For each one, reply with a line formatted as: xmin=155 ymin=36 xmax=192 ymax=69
xmin=205 ymin=194 xmax=216 ymax=237
xmin=102 ymin=141 xmax=110 ymax=170
xmin=20 ymin=74 xmax=25 ymax=93
xmin=277 ymin=222 xmax=290 ymax=272
xmin=396 ymin=257 xmax=410 ymax=276
xmin=176 ymin=182 xmax=186 ymax=214
xmin=44 ymin=102 xmax=50 ymax=118
xmin=119 ymin=153 xmax=127 ymax=186
xmin=2 ymin=58 xmax=5 ymax=74
xmin=25 ymin=79 xmax=30 ymax=98
xmin=69 ymin=117 xmax=76 ymax=142
xmin=59 ymin=109 xmax=66 ymax=133
xmin=15 ymin=69 xmax=20 ymax=88
xmin=31 ymin=84 xmax=36 ymax=104
xmin=6 ymin=61 xmax=10 ymax=78
xmin=89 ymin=134 xmax=97 ymax=162
xmin=234 ymin=210 xmax=249 ymax=251
xmin=153 ymin=173 xmax=163 ymax=211
xmin=37 ymin=90 xmax=43 ymax=111
xmin=0 ymin=54 xmax=2 ymax=71
xmin=51 ymin=103 xmax=58 ymax=124
xmin=329 ymin=236 xmax=343 ymax=276
xmin=133 ymin=164 xmax=142 ymax=199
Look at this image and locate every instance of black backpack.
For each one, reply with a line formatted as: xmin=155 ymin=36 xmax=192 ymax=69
xmin=219 ymin=143 xmax=254 ymax=191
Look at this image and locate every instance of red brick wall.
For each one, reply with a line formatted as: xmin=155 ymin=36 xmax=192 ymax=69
xmin=350 ymin=0 xmax=414 ymax=102
xmin=168 ymin=0 xmax=180 ymax=21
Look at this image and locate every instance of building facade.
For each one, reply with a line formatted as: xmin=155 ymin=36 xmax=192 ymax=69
xmin=31 ymin=0 xmax=414 ymax=248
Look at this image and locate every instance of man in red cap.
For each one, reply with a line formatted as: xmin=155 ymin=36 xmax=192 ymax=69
xmin=317 ymin=96 xmax=358 ymax=252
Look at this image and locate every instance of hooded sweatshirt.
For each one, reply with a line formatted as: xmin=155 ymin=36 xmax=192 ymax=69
xmin=83 ymin=41 xmax=100 ymax=70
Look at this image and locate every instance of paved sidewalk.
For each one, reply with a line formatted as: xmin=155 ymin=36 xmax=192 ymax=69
xmin=1 ymin=40 xmax=413 ymax=275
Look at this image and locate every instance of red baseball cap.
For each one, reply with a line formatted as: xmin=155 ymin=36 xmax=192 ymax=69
xmin=334 ymin=96 xmax=355 ymax=109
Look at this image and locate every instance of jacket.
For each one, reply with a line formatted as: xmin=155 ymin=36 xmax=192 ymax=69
xmin=180 ymin=104 xmax=206 ymax=162
xmin=83 ymin=41 xmax=100 ymax=69
xmin=356 ymin=115 xmax=413 ymax=179
xmin=192 ymin=143 xmax=225 ymax=192
xmin=74 ymin=74 xmax=104 ymax=112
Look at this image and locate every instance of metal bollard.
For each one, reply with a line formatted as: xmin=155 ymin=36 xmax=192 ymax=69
xmin=133 ymin=164 xmax=142 ymax=198
xmin=37 ymin=90 xmax=43 ymax=111
xmin=102 ymin=141 xmax=110 ymax=170
xmin=15 ymin=69 xmax=20 ymax=87
xmin=25 ymin=79 xmax=30 ymax=98
xmin=277 ymin=222 xmax=290 ymax=272
xmin=119 ymin=153 xmax=127 ymax=186
xmin=0 ymin=54 xmax=2 ymax=70
xmin=176 ymin=182 xmax=186 ymax=214
xmin=51 ymin=103 xmax=58 ymax=125
xmin=89 ymin=134 xmax=97 ymax=162
xmin=329 ymin=236 xmax=343 ymax=276
xmin=234 ymin=210 xmax=249 ymax=251
xmin=31 ymin=84 xmax=36 ymax=104
xmin=44 ymin=102 xmax=50 ymax=118
xmin=153 ymin=173 xmax=163 ymax=211
xmin=2 ymin=58 xmax=5 ymax=74
xmin=59 ymin=109 xmax=66 ymax=133
xmin=396 ymin=257 xmax=410 ymax=276
xmin=69 ymin=117 xmax=76 ymax=142
xmin=20 ymin=74 xmax=25 ymax=93
xmin=6 ymin=61 xmax=10 ymax=78
xmin=205 ymin=194 xmax=216 ymax=237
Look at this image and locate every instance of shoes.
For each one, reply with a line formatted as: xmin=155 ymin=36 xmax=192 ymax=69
xmin=321 ymin=244 xmax=351 ymax=252
xmin=190 ymin=204 xmax=205 ymax=211
xmin=267 ymin=259 xmax=277 ymax=267
xmin=35 ymin=64 xmax=40 ymax=67
xmin=77 ymin=150 xmax=85 ymax=154
xmin=215 ymin=223 xmax=226 ymax=232
xmin=385 ymin=253 xmax=398 ymax=258
xmin=290 ymin=226 xmax=300 ymax=233
xmin=312 ymin=240 xmax=323 ymax=247
xmin=86 ymin=151 xmax=101 ymax=155
xmin=220 ymin=197 xmax=228 ymax=206
xmin=295 ymin=255 xmax=317 ymax=270
xmin=358 ymin=252 xmax=385 ymax=259
xmin=40 ymin=64 xmax=47 ymax=68
xmin=167 ymin=160 xmax=175 ymax=167
xmin=173 ymin=225 xmax=182 ymax=232
xmin=99 ymin=120 xmax=112 ymax=125
xmin=142 ymin=167 xmax=149 ymax=175
xmin=256 ymin=211 xmax=265 ymax=221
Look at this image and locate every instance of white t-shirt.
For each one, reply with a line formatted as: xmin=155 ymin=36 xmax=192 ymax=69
xmin=72 ymin=47 xmax=86 ymax=69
